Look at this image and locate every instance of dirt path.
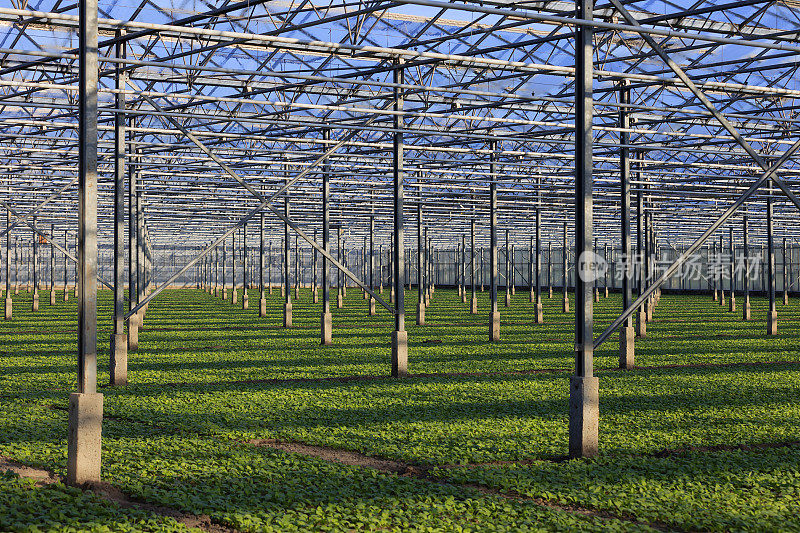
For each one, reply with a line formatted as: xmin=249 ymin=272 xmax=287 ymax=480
xmin=0 ymin=457 xmax=238 ymax=533
xmin=246 ymin=439 xmax=675 ymax=532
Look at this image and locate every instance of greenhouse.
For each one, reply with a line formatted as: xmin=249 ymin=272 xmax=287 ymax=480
xmin=1 ymin=0 xmax=800 ymax=530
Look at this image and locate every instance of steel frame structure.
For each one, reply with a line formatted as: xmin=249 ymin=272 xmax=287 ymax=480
xmin=2 ymin=0 xmax=800 ymax=475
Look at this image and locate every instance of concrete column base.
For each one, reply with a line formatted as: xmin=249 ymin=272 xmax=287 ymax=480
xmin=767 ymin=310 xmax=778 ymax=335
xmin=719 ymin=292 xmax=725 ymax=307
xmin=313 ymin=289 xmax=319 ymax=304
xmin=535 ymin=303 xmax=543 ymax=324
xmin=67 ymin=392 xmax=103 ymax=486
xmin=283 ymin=303 xmax=293 ymax=327
xmin=259 ymin=298 xmax=267 ymax=317
xmin=529 ymin=289 xmax=534 ymax=303
xmin=222 ymin=288 xmax=228 ymax=300
xmin=784 ymin=292 xmax=789 ymax=305
xmin=416 ymin=302 xmax=425 ymax=325
xmin=713 ymin=289 xmax=718 ymax=301
xmin=511 ymin=286 xmax=516 ymax=295
xmin=242 ymin=292 xmax=249 ymax=310
xmin=295 ymin=287 xmax=300 ymax=300
xmin=619 ymin=326 xmax=634 ymax=369
xmin=379 ymin=285 xmax=383 ymax=294
xmin=50 ymin=290 xmax=56 ymax=305
xmin=471 ymin=297 xmax=478 ymax=315
xmin=743 ymin=297 xmax=751 ymax=321
xmin=462 ymin=292 xmax=467 ymax=304
xmin=594 ymin=289 xmax=599 ymax=303
xmin=369 ymin=297 xmax=376 ymax=316
xmin=268 ymin=285 xmax=273 ymax=295
xmin=490 ymin=311 xmax=500 ymax=342
xmin=548 ymin=287 xmax=552 ymax=298
xmin=32 ymin=293 xmax=39 ymax=311
xmin=729 ymin=296 xmax=736 ymax=313
xmin=14 ymin=285 xmax=19 ymax=294
xmin=127 ymin=315 xmax=139 ymax=352
xmin=363 ymin=290 xmax=369 ymax=300
xmin=337 ymin=291 xmax=344 ymax=308
xmin=321 ymin=311 xmax=333 ymax=345
xmin=4 ymin=297 xmax=12 ymax=320
xmin=232 ymin=290 xmax=238 ymax=305
xmin=342 ymin=286 xmax=347 ymax=297
xmin=604 ymin=287 xmax=609 ymax=298
xmin=391 ymin=330 xmax=408 ymax=377
xmin=562 ymin=296 xmax=569 ymax=313
xmin=283 ymin=303 xmax=292 ymax=328
xmin=64 ymin=290 xmax=69 ymax=302
xmin=280 ymin=286 xmax=285 ymax=297
xmin=505 ymin=292 xmax=510 ymax=307
xmin=390 ymin=287 xmax=395 ymax=304
xmin=636 ymin=309 xmax=646 ymax=338
xmin=646 ymin=300 xmax=653 ymax=321
xmin=110 ymin=333 xmax=128 ymax=387
xmin=569 ymin=376 xmax=599 ymax=458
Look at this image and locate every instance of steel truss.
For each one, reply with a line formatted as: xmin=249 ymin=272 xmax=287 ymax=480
xmin=2 ymin=0 xmax=799 ymax=472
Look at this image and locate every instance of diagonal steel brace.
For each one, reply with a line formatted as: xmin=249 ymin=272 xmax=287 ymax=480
xmin=608 ymin=0 xmax=800 ymax=211
xmin=0 ymin=177 xmax=79 ymax=238
xmin=594 ymin=137 xmax=800 ymax=349
xmin=0 ymin=198 xmax=115 ymax=291
xmin=123 ymin=79 xmax=394 ymax=319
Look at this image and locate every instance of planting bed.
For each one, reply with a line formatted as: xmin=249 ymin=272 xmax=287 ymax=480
xmin=1 ymin=287 xmax=800 ymax=531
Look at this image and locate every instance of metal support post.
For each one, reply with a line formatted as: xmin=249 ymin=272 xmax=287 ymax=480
xmin=4 ymin=211 xmax=11 ymax=319
xmin=68 ymin=0 xmax=103 ymax=485
xmin=505 ymin=230 xmax=511 ymax=308
xmin=313 ymin=230 xmax=318 ymax=304
xmin=64 ymin=231 xmax=69 ymax=302
xmin=489 ymin=142 xmax=500 ymax=341
xmin=416 ymin=186 xmax=425 ymax=325
xmin=321 ymin=134 xmax=332 ymax=343
xmin=562 ymin=221 xmax=569 ymax=313
xmin=110 ymin=31 xmax=127 ymax=385
xmin=49 ymin=224 xmax=56 ymax=305
xmin=767 ymin=184 xmax=777 ymax=334
xmin=32 ymin=217 xmax=38 ymax=311
xmin=570 ymin=0 xmax=598 ymax=459
xmin=242 ymin=224 xmax=249 ymax=309
xmin=337 ymin=228 xmax=343 ymax=308
xmin=461 ymin=235 xmax=467 ymax=304
xmin=284 ymin=182 xmax=292 ymax=327
xmin=259 ymin=214 xmax=266 ymax=316
xmin=743 ymin=216 xmax=750 ymax=320
xmin=231 ymin=231 xmax=238 ymax=305
xmin=729 ymin=228 xmax=736 ymax=312
xmin=635 ymin=152 xmax=646 ymax=336
xmin=369 ymin=212 xmax=376 ymax=315
xmin=471 ymin=218 xmax=477 ymax=314
xmin=620 ymin=82 xmax=634 ymax=368
xmin=391 ymin=59 xmax=407 ymax=377
xmin=535 ymin=209 xmax=543 ymax=323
